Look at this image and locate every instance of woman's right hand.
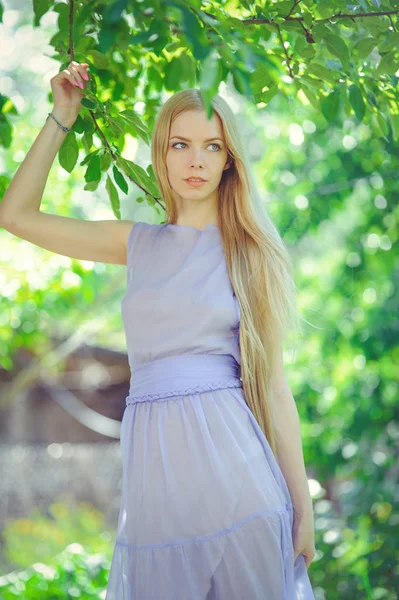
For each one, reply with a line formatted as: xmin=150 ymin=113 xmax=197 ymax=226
xmin=50 ymin=61 xmax=90 ymax=118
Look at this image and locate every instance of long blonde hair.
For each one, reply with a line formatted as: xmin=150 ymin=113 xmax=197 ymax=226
xmin=150 ymin=89 xmax=302 ymax=459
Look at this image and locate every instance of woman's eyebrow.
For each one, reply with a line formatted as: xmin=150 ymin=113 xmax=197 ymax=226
xmin=170 ymin=135 xmax=224 ymax=143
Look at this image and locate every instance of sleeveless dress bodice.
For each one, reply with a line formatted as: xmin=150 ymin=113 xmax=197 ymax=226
xmin=121 ymin=222 xmax=241 ymax=377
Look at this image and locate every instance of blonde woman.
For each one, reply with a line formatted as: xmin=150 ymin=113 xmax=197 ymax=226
xmin=0 ymin=61 xmax=316 ymax=599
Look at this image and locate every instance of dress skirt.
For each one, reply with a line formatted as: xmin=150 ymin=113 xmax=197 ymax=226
xmin=105 ymin=353 xmax=315 ymax=599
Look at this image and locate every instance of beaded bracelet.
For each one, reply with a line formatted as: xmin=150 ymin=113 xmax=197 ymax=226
xmin=47 ymin=112 xmax=71 ymax=133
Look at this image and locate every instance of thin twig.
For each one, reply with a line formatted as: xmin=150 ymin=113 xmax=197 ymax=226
xmin=285 ymin=0 xmax=302 ymax=20
xmin=388 ymin=15 xmax=397 ymax=31
xmin=235 ymin=9 xmax=399 ymax=26
xmin=68 ymin=0 xmax=74 ymax=62
xmin=89 ymin=113 xmax=164 ymax=209
xmin=274 ymin=23 xmax=295 ymax=79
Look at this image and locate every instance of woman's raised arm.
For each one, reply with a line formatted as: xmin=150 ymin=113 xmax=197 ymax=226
xmin=0 ymin=61 xmax=133 ymax=265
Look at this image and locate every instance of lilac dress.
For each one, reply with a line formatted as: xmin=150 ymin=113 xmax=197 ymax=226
xmin=105 ymin=221 xmax=315 ymax=599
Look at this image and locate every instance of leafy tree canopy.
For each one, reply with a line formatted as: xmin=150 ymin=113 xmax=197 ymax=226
xmin=1 ymin=0 xmax=398 ymax=216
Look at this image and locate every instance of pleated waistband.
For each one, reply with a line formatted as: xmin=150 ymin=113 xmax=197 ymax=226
xmin=126 ymin=353 xmax=243 ymax=405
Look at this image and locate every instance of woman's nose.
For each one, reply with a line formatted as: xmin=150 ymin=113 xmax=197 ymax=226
xmin=188 ymin=152 xmax=205 ymax=166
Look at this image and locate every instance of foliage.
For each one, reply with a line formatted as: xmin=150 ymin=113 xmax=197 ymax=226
xmin=0 ymin=543 xmax=109 ymax=599
xmin=1 ymin=495 xmax=114 ymax=571
xmin=1 ymin=0 xmax=399 ymax=217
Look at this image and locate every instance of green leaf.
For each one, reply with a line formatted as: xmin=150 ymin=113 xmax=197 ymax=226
xmin=200 ymin=89 xmax=215 ymax=120
xmin=361 ymin=15 xmax=392 ymax=37
xmin=82 ymin=131 xmax=93 ymax=153
xmin=0 ymin=94 xmax=18 ymax=115
xmin=323 ymin=33 xmax=349 ymax=69
xmin=302 ymin=10 xmax=313 ymax=28
xmin=84 ymin=154 xmax=101 ymax=183
xmin=145 ymin=193 xmax=156 ymax=207
xmin=300 ymin=74 xmax=324 ymax=90
xmin=55 ymin=1 xmax=69 ymax=32
xmin=272 ymin=1 xmax=294 ymax=16
xmin=71 ymin=115 xmax=87 ymax=134
xmin=108 ymin=117 xmax=126 ymax=138
xmin=165 ymin=57 xmax=184 ymax=91
xmin=306 ymin=63 xmax=337 ymax=85
xmin=377 ymin=112 xmax=389 ymax=137
xmin=248 ymin=61 xmax=278 ymax=98
xmin=84 ymin=180 xmax=100 ymax=191
xmin=0 ymin=118 xmax=12 ymax=148
xmin=80 ymin=150 xmax=100 ymax=167
xmin=368 ymin=112 xmax=385 ymax=138
xmin=378 ymin=32 xmax=399 ymax=54
xmin=294 ymin=36 xmax=316 ymax=60
xmin=100 ymin=151 xmax=112 ymax=172
xmin=115 ymin=155 xmax=157 ymax=196
xmin=375 ymin=51 xmax=399 ymax=77
xmin=88 ymin=50 xmax=110 ymax=69
xmin=112 ymin=165 xmax=128 ymax=195
xmin=321 ymin=89 xmax=341 ymax=122
xmin=172 ymin=3 xmax=209 ymax=61
xmin=232 ymin=67 xmax=253 ymax=99
xmin=260 ymin=82 xmax=279 ymax=105
xmin=313 ymin=3 xmax=332 ymax=18
xmin=147 ymin=65 xmax=164 ymax=92
xmin=349 ymin=85 xmax=366 ymax=121
xmin=200 ymin=51 xmax=222 ymax=91
xmin=312 ymin=21 xmax=329 ymax=40
xmin=178 ymin=51 xmax=196 ymax=83
xmin=81 ymin=98 xmax=97 ymax=110
xmin=277 ymin=19 xmax=301 ymax=34
xmin=105 ymin=174 xmax=120 ymax=218
xmin=58 ymin=130 xmax=79 ymax=173
xmin=119 ymin=110 xmax=151 ymax=146
xmin=297 ymin=82 xmax=319 ymax=110
xmin=33 ymin=0 xmax=50 ymax=27
xmin=352 ymin=38 xmax=378 ymax=59
xmin=389 ymin=112 xmax=399 ymax=141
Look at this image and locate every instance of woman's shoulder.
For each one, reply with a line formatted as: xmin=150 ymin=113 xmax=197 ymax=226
xmin=126 ymin=220 xmax=166 ymax=247
xmin=134 ymin=221 xmax=166 ymax=229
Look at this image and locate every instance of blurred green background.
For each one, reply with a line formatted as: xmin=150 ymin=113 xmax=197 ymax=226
xmin=0 ymin=0 xmax=398 ymax=598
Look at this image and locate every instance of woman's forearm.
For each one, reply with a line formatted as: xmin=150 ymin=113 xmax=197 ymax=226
xmin=270 ymin=387 xmax=314 ymax=516
xmin=0 ymin=108 xmax=77 ymax=224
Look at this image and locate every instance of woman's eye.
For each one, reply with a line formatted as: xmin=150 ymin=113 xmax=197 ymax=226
xmin=172 ymin=142 xmax=221 ymax=151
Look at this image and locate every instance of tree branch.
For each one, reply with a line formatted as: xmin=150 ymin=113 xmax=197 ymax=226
xmin=388 ymin=14 xmax=397 ymax=32
xmin=67 ymin=0 xmax=163 ymax=210
xmin=274 ymin=22 xmax=295 ymax=79
xmin=285 ymin=0 xmax=302 ymax=20
xmin=89 ymin=114 xmax=164 ymax=210
xmin=68 ymin=0 xmax=75 ymax=61
xmin=237 ymin=8 xmax=399 ymax=26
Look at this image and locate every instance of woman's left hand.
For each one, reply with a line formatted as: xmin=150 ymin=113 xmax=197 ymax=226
xmin=292 ymin=506 xmax=316 ymax=570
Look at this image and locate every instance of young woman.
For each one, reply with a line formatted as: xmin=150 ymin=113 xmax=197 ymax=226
xmin=0 ymin=61 xmax=316 ymax=599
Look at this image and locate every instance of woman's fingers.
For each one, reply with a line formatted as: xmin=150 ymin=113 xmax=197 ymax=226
xmin=64 ymin=62 xmax=89 ymax=89
xmin=69 ymin=63 xmax=86 ymax=88
xmin=62 ymin=68 xmax=82 ymax=89
xmin=72 ymin=61 xmax=90 ymax=80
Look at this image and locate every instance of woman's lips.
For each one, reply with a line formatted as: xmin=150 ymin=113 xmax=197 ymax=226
xmin=185 ymin=179 xmax=207 ymax=187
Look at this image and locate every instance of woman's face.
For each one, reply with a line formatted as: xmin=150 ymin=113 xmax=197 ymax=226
xmin=166 ymin=109 xmax=231 ymax=204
